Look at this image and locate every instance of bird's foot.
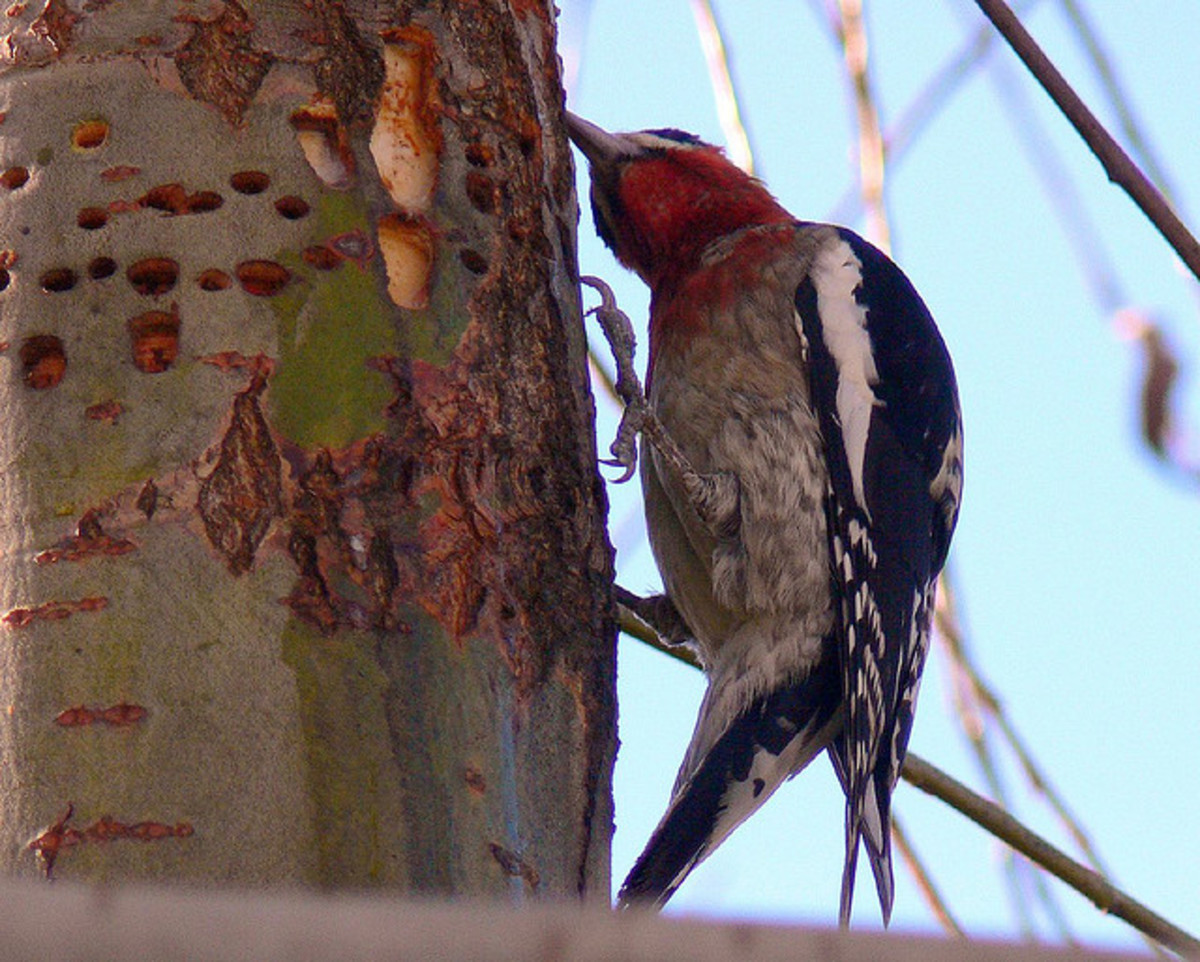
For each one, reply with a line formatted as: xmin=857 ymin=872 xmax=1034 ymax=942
xmin=582 ymin=276 xmax=739 ymax=533
xmin=612 ymin=585 xmax=693 ymax=646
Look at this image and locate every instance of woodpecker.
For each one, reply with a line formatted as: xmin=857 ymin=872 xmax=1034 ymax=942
xmin=567 ymin=112 xmax=963 ymax=925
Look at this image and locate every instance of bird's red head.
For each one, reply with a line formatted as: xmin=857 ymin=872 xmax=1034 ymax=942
xmin=566 ymin=113 xmax=792 ymax=294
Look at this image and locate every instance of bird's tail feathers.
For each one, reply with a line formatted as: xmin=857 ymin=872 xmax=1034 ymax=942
xmin=837 ymin=769 xmax=895 ymax=926
xmin=618 ymin=656 xmax=840 ymax=909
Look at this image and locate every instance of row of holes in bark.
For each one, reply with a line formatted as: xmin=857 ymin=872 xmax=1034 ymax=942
xmin=19 ymin=311 xmax=182 ymax=388
xmin=80 ymin=188 xmax=310 ymax=224
xmin=10 ymin=258 xmax=294 ymax=297
xmin=0 ymin=246 xmax=352 ymax=294
xmin=0 ymin=158 xmax=297 ymax=197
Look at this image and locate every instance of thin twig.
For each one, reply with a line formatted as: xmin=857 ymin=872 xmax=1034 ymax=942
xmin=687 ymin=0 xmax=755 ymax=175
xmin=615 ymin=599 xmax=701 ymax=671
xmin=828 ymin=0 xmax=1044 ymax=225
xmin=901 ymin=754 xmax=1200 ymax=959
xmin=615 ymin=593 xmax=1196 ymax=954
xmin=1059 ymin=0 xmax=1181 ymax=210
xmin=891 ymin=815 xmax=964 ymax=938
xmin=832 ymin=0 xmax=890 ymax=250
xmin=936 ymin=573 xmax=1113 ymax=881
xmin=973 ymin=0 xmax=1200 ymax=285
xmin=936 ymin=575 xmax=1072 ymax=939
xmin=588 ymin=344 xmax=619 ymax=405
xmin=829 ymin=7 xmax=995 ymax=225
xmin=970 ymin=25 xmax=1126 ymax=315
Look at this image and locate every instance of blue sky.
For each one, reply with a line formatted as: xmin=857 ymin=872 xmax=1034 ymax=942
xmin=561 ymin=1 xmax=1200 ymax=950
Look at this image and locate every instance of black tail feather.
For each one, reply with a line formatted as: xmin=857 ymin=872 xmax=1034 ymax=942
xmin=618 ymin=655 xmax=841 ymax=908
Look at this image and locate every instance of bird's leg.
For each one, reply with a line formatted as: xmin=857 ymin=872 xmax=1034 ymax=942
xmin=581 ymin=274 xmax=648 ymax=482
xmin=582 ymin=276 xmax=740 ymax=535
xmin=612 ymin=585 xmax=693 ymax=646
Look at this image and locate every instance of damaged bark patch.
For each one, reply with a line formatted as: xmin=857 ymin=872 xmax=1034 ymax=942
xmin=136 ymin=479 xmax=159 ymax=519
xmin=3 ymin=596 xmax=107 ymax=628
xmin=26 ymin=0 xmax=77 ymax=61
xmin=289 ymin=100 xmax=355 ymax=189
xmin=377 ymin=214 xmax=432 ymax=308
xmin=126 ymin=258 xmax=180 ymax=297
xmin=88 ymin=257 xmax=117 ymax=281
xmin=70 ymin=119 xmax=109 ymax=151
xmin=369 ymin=26 xmax=440 ymax=215
xmin=197 ymin=371 xmax=282 ymax=575
xmin=488 ymin=841 xmax=541 ymax=891
xmin=54 ymin=702 xmax=147 ymax=727
xmin=29 ymin=803 xmax=193 ymax=880
xmin=176 ymin=1 xmax=272 ymax=126
xmin=234 ymin=259 xmax=291 ymax=297
xmin=128 ymin=307 xmax=181 ymax=373
xmin=281 ymin=446 xmax=403 ymax=633
xmin=35 ymin=510 xmax=135 ymax=564
xmin=19 ymin=335 xmax=66 ymax=389
xmin=312 ymin=3 xmax=383 ymax=129
xmin=284 ymin=530 xmax=338 ymax=634
xmin=85 ymin=400 xmax=124 ymax=423
xmin=284 ymin=450 xmax=342 ymax=632
xmin=141 ymin=182 xmax=225 ymax=216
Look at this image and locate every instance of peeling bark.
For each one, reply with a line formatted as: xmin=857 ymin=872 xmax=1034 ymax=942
xmin=197 ymin=371 xmax=283 ymax=575
xmin=176 ymin=2 xmax=273 ymax=125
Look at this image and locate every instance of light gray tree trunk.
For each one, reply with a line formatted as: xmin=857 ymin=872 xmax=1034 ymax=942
xmin=0 ymin=0 xmax=614 ymax=899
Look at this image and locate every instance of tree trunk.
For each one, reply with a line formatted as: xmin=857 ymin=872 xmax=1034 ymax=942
xmin=0 ymin=0 xmax=615 ymax=900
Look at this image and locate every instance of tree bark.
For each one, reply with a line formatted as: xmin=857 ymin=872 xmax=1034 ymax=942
xmin=0 ymin=0 xmax=614 ymax=900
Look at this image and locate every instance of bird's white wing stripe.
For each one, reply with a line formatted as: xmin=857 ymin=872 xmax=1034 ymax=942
xmin=808 ymin=240 xmax=880 ymax=515
xmin=930 ymin=420 xmax=964 ymax=509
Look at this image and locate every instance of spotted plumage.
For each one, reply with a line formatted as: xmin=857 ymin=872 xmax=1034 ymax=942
xmin=567 ymin=113 xmax=962 ymax=924
xmin=795 ymin=228 xmax=961 ymax=920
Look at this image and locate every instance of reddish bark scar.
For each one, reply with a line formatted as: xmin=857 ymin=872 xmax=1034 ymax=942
xmin=34 ymin=510 xmax=135 ymax=564
xmin=197 ymin=351 xmax=274 ymax=374
xmin=100 ymin=165 xmax=141 ymax=182
xmin=54 ymin=702 xmax=147 ymax=727
xmin=326 ymin=229 xmax=375 ymax=270
xmin=137 ymin=478 xmax=160 ymax=519
xmin=29 ymin=802 xmax=193 ymax=879
xmin=3 ymin=596 xmax=108 ymax=628
xmin=488 ymin=842 xmax=541 ymax=890
xmin=85 ymin=400 xmax=124 ymax=423
xmin=464 ymin=765 xmax=487 ymax=796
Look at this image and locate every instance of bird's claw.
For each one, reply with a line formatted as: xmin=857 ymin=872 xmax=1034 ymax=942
xmin=583 ymin=274 xmax=649 ymax=482
xmin=599 ymin=457 xmax=637 ymax=484
xmin=582 ymin=275 xmax=709 ymax=494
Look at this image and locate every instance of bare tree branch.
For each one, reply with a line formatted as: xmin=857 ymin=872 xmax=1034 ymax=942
xmin=687 ymin=0 xmax=755 ymax=175
xmin=615 ymin=593 xmax=1197 ymax=955
xmin=829 ymin=4 xmax=999 ymax=225
xmin=969 ymin=26 xmax=1126 ymax=315
xmin=973 ymin=0 xmax=1200 ymax=285
xmin=966 ymin=4 xmax=1196 ymax=496
xmin=901 ymin=754 xmax=1200 ymax=959
xmin=832 ymin=0 xmax=890 ymax=249
xmin=892 ymin=814 xmax=965 ymax=938
xmin=1059 ymin=0 xmax=1182 ymax=210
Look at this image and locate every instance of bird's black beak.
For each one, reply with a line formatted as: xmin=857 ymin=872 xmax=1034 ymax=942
xmin=565 ymin=112 xmax=632 ymax=167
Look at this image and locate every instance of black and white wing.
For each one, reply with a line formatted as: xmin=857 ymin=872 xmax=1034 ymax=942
xmin=794 ymin=226 xmax=963 ymax=925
